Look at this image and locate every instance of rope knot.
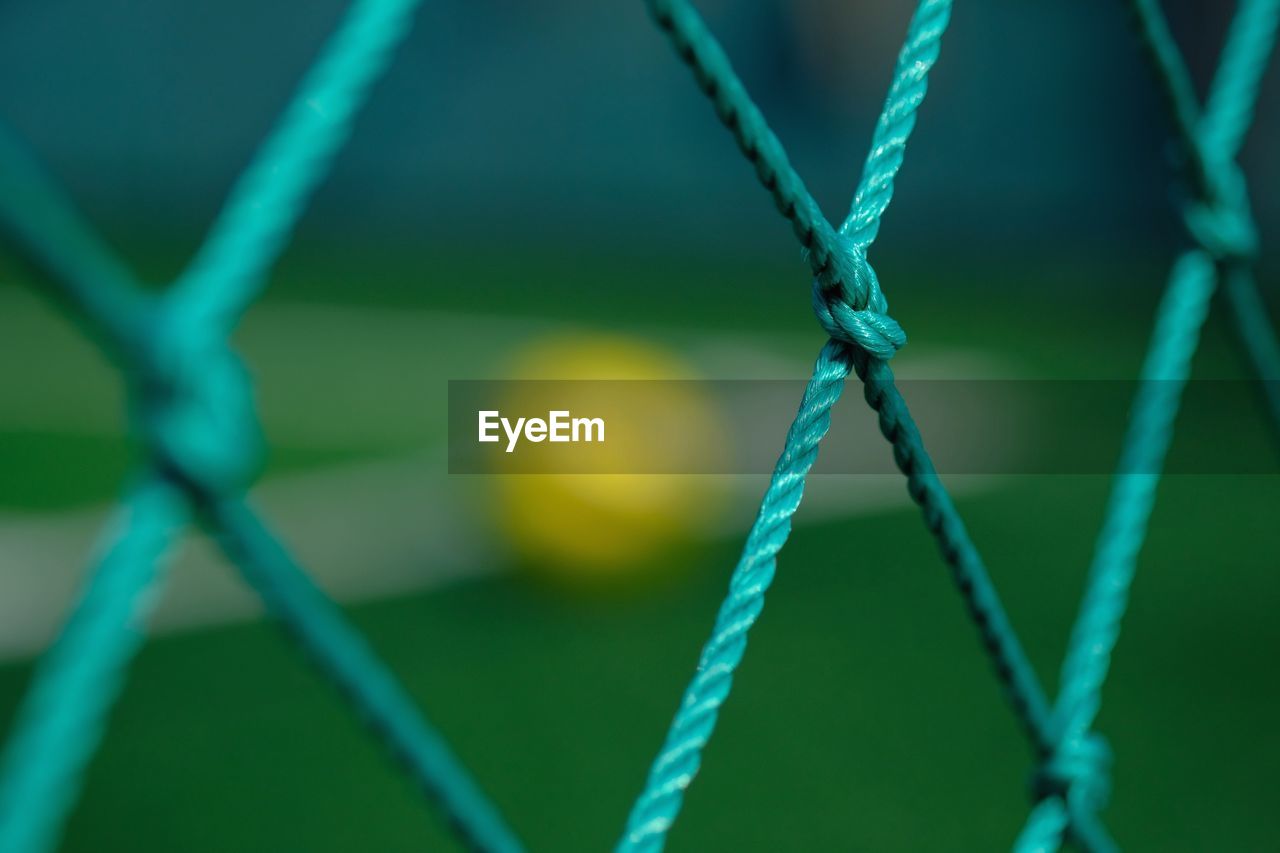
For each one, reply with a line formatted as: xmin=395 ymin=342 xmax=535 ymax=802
xmin=810 ymin=247 xmax=905 ymax=359
xmin=1182 ymin=167 xmax=1258 ymax=262
xmin=1030 ymin=731 xmax=1112 ymax=814
xmin=130 ymin=302 xmax=263 ymax=495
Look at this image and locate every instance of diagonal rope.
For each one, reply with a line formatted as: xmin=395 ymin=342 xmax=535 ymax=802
xmin=841 ymin=0 xmax=952 ymax=248
xmin=1019 ymin=252 xmax=1217 ymax=853
xmin=0 ymin=0 xmax=1272 ymax=850
xmin=0 ymin=128 xmax=152 ymax=356
xmin=0 ymin=476 xmax=187 ymax=853
xmin=639 ymin=0 xmax=1058 ymax=756
xmin=621 ymin=1 xmax=1079 ymax=848
xmin=0 ymin=0 xmax=523 ymax=850
xmin=1016 ymin=2 xmax=1278 ymax=849
xmin=206 ymin=497 xmax=523 ymax=853
xmin=171 ymin=0 xmax=422 ymax=336
xmin=1201 ymin=0 xmax=1280 ymax=163
xmin=618 ymin=340 xmax=853 ymax=852
xmin=1201 ymin=0 xmax=1280 ymax=434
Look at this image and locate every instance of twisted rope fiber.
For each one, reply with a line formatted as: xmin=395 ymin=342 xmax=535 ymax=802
xmin=850 ymin=351 xmax=1054 ymax=753
xmin=643 ymin=0 xmax=1058 ymax=752
xmin=0 ymin=0 xmax=522 ymax=850
xmin=619 ymin=340 xmax=852 ymax=851
xmin=840 ymin=0 xmax=951 ymax=246
xmin=643 ymin=0 xmax=883 ymax=328
xmin=622 ymin=0 xmax=1082 ymax=848
xmin=1015 ymin=1 xmax=1279 ymax=849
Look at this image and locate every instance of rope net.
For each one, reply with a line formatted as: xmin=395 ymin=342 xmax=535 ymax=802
xmin=0 ymin=0 xmax=1276 ymax=851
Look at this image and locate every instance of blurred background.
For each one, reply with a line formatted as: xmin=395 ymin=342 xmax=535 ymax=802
xmin=0 ymin=0 xmax=1278 ymax=850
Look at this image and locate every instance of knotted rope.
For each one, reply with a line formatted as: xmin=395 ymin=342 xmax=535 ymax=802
xmin=0 ymin=1 xmax=523 ymax=851
xmin=0 ymin=1 xmax=1275 ymax=851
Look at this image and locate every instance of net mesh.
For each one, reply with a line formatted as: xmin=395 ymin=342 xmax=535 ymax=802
xmin=0 ymin=1 xmax=1275 ymax=851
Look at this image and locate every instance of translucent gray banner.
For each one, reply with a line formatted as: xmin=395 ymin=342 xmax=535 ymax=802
xmin=447 ymin=380 xmax=1279 ymax=475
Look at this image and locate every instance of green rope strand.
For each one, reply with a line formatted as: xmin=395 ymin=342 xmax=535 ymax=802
xmin=0 ymin=477 xmax=186 ymax=853
xmin=841 ymin=0 xmax=952 ymax=247
xmin=643 ymin=0 xmax=879 ymax=320
xmin=852 ymin=352 xmax=1055 ymax=752
xmin=1019 ymin=253 xmax=1217 ymax=853
xmin=1223 ymin=268 xmax=1280 ymax=433
xmin=1202 ymin=0 xmax=1280 ymax=434
xmin=0 ymin=0 xmax=523 ymax=849
xmin=171 ymin=0 xmax=422 ymax=336
xmin=622 ymin=1 xmax=1069 ymax=847
xmin=1016 ymin=2 xmax=1278 ymax=849
xmin=1201 ymin=0 xmax=1280 ymax=163
xmin=0 ymin=129 xmax=152 ymax=356
xmin=206 ymin=498 xmax=524 ymax=853
xmin=1013 ymin=798 xmax=1070 ymax=853
xmin=1053 ymin=252 xmax=1216 ymax=744
xmin=618 ymin=340 xmax=853 ymax=852
xmin=0 ymin=1 xmax=1273 ymax=850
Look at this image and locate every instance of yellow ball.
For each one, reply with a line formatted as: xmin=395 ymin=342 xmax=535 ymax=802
xmin=491 ymin=332 xmax=723 ymax=585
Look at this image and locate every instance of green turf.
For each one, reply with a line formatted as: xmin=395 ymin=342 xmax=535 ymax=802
xmin=1 ymin=474 xmax=1278 ymax=851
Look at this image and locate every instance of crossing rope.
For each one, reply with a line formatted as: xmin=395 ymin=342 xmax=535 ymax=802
xmin=0 ymin=1 xmax=520 ymax=851
xmin=0 ymin=1 xmax=1274 ymax=852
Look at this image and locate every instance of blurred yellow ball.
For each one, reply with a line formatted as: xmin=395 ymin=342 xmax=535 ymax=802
xmin=491 ymin=332 xmax=723 ymax=585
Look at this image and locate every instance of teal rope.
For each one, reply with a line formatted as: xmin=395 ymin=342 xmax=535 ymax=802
xmin=1 ymin=0 xmax=1273 ymax=849
xmin=623 ymin=1 xmax=1070 ymax=847
xmin=1052 ymin=253 xmax=1216 ymax=736
xmin=841 ymin=0 xmax=952 ymax=247
xmin=1018 ymin=253 xmax=1216 ymax=853
xmin=1015 ymin=2 xmax=1278 ymax=849
xmin=640 ymin=0 xmax=1054 ymax=753
xmin=1202 ymin=0 xmax=1280 ymax=434
xmin=0 ymin=129 xmax=152 ymax=356
xmin=618 ymin=340 xmax=853 ymax=851
xmin=0 ymin=0 xmax=523 ymax=849
xmin=171 ymin=0 xmax=422 ymax=336
xmin=1201 ymin=0 xmax=1280 ymax=165
xmin=642 ymin=0 xmax=886 ymax=333
xmin=852 ymin=352 xmax=1055 ymax=751
xmin=623 ymin=1 xmax=1115 ymax=846
xmin=0 ymin=477 xmax=186 ymax=853
xmin=206 ymin=498 xmax=523 ymax=853
xmin=1223 ymin=267 xmax=1280 ymax=432
xmin=1013 ymin=799 xmax=1069 ymax=853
